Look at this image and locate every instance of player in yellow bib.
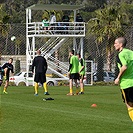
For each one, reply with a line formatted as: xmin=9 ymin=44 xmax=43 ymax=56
xmin=114 ymin=37 xmax=133 ymax=122
xmin=77 ymin=53 xmax=85 ymax=95
xmin=67 ymin=50 xmax=79 ymax=95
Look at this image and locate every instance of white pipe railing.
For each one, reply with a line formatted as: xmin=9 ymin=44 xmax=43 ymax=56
xmin=27 ymin=22 xmax=85 ymax=36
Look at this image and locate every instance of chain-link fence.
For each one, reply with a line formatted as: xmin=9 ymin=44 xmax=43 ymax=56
xmin=0 ymin=23 xmax=133 ymax=82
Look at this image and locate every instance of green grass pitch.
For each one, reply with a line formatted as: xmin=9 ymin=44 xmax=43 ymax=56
xmin=0 ymin=85 xmax=133 ymax=133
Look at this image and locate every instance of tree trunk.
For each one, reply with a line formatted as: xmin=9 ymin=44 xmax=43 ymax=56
xmin=106 ymin=36 xmax=112 ymax=71
xmin=107 ymin=50 xmax=111 ymax=71
xmin=4 ymin=34 xmax=8 ymax=54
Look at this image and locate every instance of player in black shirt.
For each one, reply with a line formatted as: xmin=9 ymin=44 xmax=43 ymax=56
xmin=32 ymin=50 xmax=49 ymax=95
xmin=1 ymin=58 xmax=14 ymax=94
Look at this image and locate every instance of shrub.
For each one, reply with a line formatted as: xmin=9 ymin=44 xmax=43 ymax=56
xmin=58 ymin=80 xmax=69 ymax=86
xmin=9 ymin=82 xmax=16 ymax=86
xmin=93 ymin=81 xmax=115 ymax=86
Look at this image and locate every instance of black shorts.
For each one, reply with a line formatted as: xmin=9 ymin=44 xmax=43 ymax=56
xmin=121 ymin=87 xmax=133 ymax=103
xmin=69 ymin=73 xmax=79 ymax=80
xmin=34 ymin=73 xmax=46 ymax=84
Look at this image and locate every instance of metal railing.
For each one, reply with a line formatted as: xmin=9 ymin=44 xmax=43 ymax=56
xmin=27 ymin=22 xmax=85 ymax=37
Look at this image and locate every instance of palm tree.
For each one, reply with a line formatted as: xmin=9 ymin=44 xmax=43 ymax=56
xmin=0 ymin=4 xmax=10 ymax=63
xmin=87 ymin=3 xmax=130 ymax=71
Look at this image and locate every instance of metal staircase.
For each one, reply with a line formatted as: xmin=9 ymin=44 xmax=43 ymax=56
xmin=40 ymin=37 xmax=69 ymax=79
xmin=26 ymin=36 xmax=69 ymax=86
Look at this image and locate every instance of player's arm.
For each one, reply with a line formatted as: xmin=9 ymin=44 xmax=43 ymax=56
xmin=44 ymin=58 xmax=47 ymax=73
xmin=68 ymin=64 xmax=72 ymax=72
xmin=79 ymin=66 xmax=84 ymax=73
xmin=3 ymin=68 xmax=8 ymax=80
xmin=117 ymin=65 xmax=127 ymax=78
xmin=11 ymin=65 xmax=14 ymax=74
xmin=31 ymin=59 xmax=35 ymax=73
xmin=67 ymin=64 xmax=72 ymax=78
xmin=79 ymin=59 xmax=85 ymax=73
xmin=1 ymin=63 xmax=7 ymax=69
xmin=68 ymin=55 xmax=73 ymax=72
xmin=115 ymin=65 xmax=127 ymax=84
xmin=115 ymin=54 xmax=127 ymax=84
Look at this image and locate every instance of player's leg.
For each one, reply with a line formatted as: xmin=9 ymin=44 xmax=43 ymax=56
xmin=3 ymin=68 xmax=8 ymax=81
xmin=69 ymin=79 xmax=73 ymax=94
xmin=41 ymin=74 xmax=49 ymax=95
xmin=122 ymin=88 xmax=133 ymax=122
xmin=3 ymin=73 xmax=10 ymax=94
xmin=74 ymin=73 xmax=80 ymax=95
xmin=79 ymin=74 xmax=84 ymax=94
xmin=3 ymin=68 xmax=8 ymax=94
xmin=34 ymin=73 xmax=39 ymax=95
xmin=67 ymin=74 xmax=73 ymax=95
xmin=3 ymin=80 xmax=9 ymax=94
xmin=34 ymin=82 xmax=38 ymax=95
xmin=74 ymin=79 xmax=79 ymax=95
xmin=127 ymin=102 xmax=133 ymax=122
xmin=43 ymin=82 xmax=49 ymax=95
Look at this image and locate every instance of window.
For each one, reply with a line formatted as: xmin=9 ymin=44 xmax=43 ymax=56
xmin=108 ymin=72 xmax=115 ymax=78
xmin=24 ymin=73 xmax=33 ymax=77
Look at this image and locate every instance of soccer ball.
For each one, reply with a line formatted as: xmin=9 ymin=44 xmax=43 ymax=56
xmin=11 ymin=36 xmax=16 ymax=41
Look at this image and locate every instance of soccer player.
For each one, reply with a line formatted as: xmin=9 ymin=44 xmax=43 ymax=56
xmin=31 ymin=50 xmax=49 ymax=96
xmin=1 ymin=58 xmax=14 ymax=94
xmin=67 ymin=50 xmax=79 ymax=95
xmin=114 ymin=37 xmax=133 ymax=122
xmin=77 ymin=53 xmax=85 ymax=95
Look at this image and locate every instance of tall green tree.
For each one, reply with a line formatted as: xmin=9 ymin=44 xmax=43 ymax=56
xmin=0 ymin=4 xmax=11 ymax=55
xmin=87 ymin=3 xmax=130 ymax=71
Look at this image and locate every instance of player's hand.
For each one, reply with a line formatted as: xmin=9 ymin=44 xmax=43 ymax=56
xmin=114 ymin=78 xmax=119 ymax=84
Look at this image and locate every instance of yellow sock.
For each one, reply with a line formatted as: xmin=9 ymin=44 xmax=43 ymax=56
xmin=76 ymin=88 xmax=79 ymax=94
xmin=70 ymin=88 xmax=73 ymax=94
xmin=81 ymin=88 xmax=84 ymax=92
xmin=3 ymin=87 xmax=7 ymax=92
xmin=128 ymin=107 xmax=133 ymax=121
xmin=43 ymin=82 xmax=48 ymax=92
xmin=34 ymin=82 xmax=38 ymax=94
